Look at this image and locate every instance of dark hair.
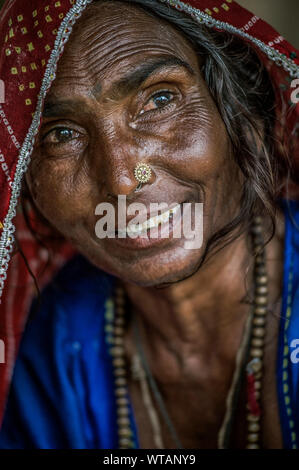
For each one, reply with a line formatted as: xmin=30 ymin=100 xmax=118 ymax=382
xmin=20 ymin=0 xmax=289 ymax=282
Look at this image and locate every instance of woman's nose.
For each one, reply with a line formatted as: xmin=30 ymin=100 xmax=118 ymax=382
xmin=104 ymin=160 xmax=138 ymax=196
xmin=95 ymin=141 xmax=150 ymax=197
xmin=92 ymin=118 xmax=155 ymax=196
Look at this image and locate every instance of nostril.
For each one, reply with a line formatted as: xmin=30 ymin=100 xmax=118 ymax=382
xmin=104 ymin=171 xmax=138 ymax=197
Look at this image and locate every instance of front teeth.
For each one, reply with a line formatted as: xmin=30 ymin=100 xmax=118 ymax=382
xmin=118 ymin=204 xmax=181 ymax=236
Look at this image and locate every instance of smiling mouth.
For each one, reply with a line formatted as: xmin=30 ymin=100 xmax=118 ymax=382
xmin=116 ymin=203 xmax=181 ymax=237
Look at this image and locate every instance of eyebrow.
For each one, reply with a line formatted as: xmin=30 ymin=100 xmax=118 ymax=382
xmin=42 ymin=56 xmax=195 ymax=118
xmin=42 ymin=100 xmax=80 ymax=118
xmin=102 ymin=56 xmax=195 ymax=100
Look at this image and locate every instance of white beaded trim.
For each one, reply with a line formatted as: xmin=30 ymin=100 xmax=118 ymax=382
xmin=0 ymin=0 xmax=93 ymax=301
xmin=158 ymin=0 xmax=299 ymax=78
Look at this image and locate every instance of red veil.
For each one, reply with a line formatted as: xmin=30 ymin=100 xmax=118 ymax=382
xmin=0 ymin=0 xmax=298 ymax=424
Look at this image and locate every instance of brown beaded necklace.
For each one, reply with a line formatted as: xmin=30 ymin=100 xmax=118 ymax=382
xmin=107 ymin=216 xmax=267 ymax=449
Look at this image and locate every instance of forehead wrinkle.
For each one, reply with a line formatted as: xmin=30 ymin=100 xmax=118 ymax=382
xmin=83 ymin=42 xmax=196 ymax=97
xmin=79 ymin=31 xmax=173 ymax=71
xmin=75 ymin=2 xmax=166 ymax=45
xmin=84 ymin=39 xmax=190 ymax=65
xmin=79 ymin=24 xmax=194 ymax=64
xmin=71 ymin=0 xmax=199 ymax=73
xmin=55 ymin=48 xmax=95 ymax=89
xmin=79 ymin=18 xmax=133 ymax=43
xmin=69 ymin=8 xmax=198 ymax=76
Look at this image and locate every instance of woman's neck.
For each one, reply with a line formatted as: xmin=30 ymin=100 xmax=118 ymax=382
xmin=122 ymin=234 xmax=255 ymax=382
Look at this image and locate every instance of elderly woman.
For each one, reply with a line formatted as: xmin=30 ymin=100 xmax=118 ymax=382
xmin=0 ymin=0 xmax=298 ymax=450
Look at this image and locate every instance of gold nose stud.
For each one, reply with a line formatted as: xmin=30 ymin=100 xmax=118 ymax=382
xmin=134 ymin=162 xmax=152 ymax=187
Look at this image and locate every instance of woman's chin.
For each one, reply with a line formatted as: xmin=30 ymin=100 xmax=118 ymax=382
xmin=73 ymin=231 xmax=206 ymax=287
xmin=104 ymin=249 xmax=204 ymax=288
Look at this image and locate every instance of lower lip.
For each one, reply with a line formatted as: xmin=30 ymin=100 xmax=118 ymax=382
xmin=108 ymin=204 xmax=185 ymax=250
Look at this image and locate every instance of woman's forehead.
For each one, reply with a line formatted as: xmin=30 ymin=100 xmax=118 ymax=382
xmin=52 ymin=0 xmax=199 ymax=88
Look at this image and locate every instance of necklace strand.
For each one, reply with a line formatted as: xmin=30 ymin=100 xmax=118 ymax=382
xmin=131 ymin=353 xmax=165 ymax=448
xmin=107 ymin=216 xmax=267 ymax=449
xmin=132 ymin=314 xmax=184 ymax=449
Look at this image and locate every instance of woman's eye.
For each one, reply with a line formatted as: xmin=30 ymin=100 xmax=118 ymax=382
xmin=140 ymin=91 xmax=174 ymax=115
xmin=43 ymin=127 xmax=79 ymax=144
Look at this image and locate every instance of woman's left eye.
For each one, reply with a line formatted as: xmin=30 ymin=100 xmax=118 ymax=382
xmin=140 ymin=91 xmax=175 ymax=115
xmin=43 ymin=127 xmax=80 ymax=144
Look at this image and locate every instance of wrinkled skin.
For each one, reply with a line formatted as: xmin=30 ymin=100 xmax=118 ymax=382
xmin=26 ymin=1 xmax=284 ymax=448
xmin=27 ymin=1 xmax=239 ymax=287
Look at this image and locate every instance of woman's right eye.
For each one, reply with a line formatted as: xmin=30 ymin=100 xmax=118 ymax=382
xmin=43 ymin=127 xmax=80 ymax=145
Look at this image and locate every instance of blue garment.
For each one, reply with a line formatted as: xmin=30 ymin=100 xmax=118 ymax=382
xmin=277 ymin=200 xmax=299 ymax=449
xmin=0 ymin=201 xmax=299 ymax=449
xmin=0 ymin=257 xmax=139 ymax=449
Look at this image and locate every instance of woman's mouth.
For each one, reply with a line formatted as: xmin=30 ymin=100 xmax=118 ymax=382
xmin=117 ymin=203 xmax=181 ymax=237
xmin=109 ymin=202 xmax=185 ymax=250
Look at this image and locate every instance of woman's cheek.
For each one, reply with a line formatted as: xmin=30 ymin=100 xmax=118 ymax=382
xmin=26 ymin=155 xmax=91 ymax=230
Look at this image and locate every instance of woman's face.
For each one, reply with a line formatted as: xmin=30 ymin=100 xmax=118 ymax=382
xmin=26 ymin=1 xmax=242 ymax=286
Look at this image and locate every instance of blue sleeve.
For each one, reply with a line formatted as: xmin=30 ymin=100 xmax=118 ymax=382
xmin=0 ymin=255 xmax=119 ymax=449
xmin=277 ymin=200 xmax=299 ymax=449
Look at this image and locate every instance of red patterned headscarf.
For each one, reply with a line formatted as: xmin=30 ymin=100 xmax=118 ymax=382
xmin=0 ymin=0 xmax=298 ymax=424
